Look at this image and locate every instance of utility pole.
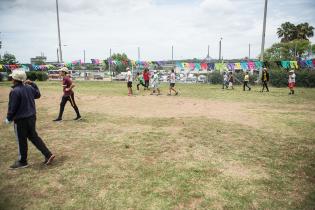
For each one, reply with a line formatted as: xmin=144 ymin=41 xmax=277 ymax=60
xmin=207 ymin=45 xmax=210 ymax=63
xmin=57 ymin=48 xmax=59 ymax=63
xmin=83 ymin=49 xmax=86 ymax=64
xmin=219 ymin=38 xmax=222 ymax=62
xmin=109 ymin=48 xmax=112 ymax=81
xmin=0 ymin=32 xmax=2 ymax=60
xmin=260 ymin=0 xmax=268 ymax=61
xmin=249 ymin=43 xmax=251 ymax=60
xmin=138 ymin=47 xmax=140 ymax=71
xmin=171 ymin=45 xmax=174 ymax=66
xmin=56 ymin=0 xmax=63 ymax=63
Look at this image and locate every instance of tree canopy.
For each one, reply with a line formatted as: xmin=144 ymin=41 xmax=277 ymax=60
xmin=277 ymin=22 xmax=314 ymax=42
xmin=0 ymin=53 xmax=18 ymax=64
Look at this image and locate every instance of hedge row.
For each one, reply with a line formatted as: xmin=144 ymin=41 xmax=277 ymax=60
xmin=26 ymin=71 xmax=48 ymax=81
xmin=209 ymin=69 xmax=315 ymax=87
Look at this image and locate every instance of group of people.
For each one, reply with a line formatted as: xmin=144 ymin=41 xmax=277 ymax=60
xmin=126 ymin=68 xmax=178 ymax=96
xmin=4 ymin=66 xmax=297 ymax=169
xmin=4 ymin=67 xmax=82 ymax=169
xmin=222 ymin=67 xmax=296 ymax=94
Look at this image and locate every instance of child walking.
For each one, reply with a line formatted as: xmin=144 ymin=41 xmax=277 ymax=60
xmin=222 ymin=72 xmax=228 ymax=89
xmin=168 ymin=69 xmax=178 ymax=96
xmin=261 ymin=68 xmax=270 ymax=92
xmin=135 ymin=72 xmax=145 ymax=92
xmin=243 ymin=72 xmax=251 ymax=91
xmin=150 ymin=71 xmax=161 ymax=95
xmin=288 ymin=70 xmax=296 ymax=95
xmin=126 ymin=67 xmax=133 ymax=96
xmin=228 ymin=72 xmax=234 ymax=90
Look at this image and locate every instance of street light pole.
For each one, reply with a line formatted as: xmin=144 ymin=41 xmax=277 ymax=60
xmin=83 ymin=49 xmax=86 ymax=64
xmin=109 ymin=48 xmax=112 ymax=81
xmin=219 ymin=38 xmax=222 ymax=62
xmin=56 ymin=0 xmax=63 ymax=63
xmin=260 ymin=0 xmax=268 ymax=61
xmin=172 ymin=45 xmax=174 ymax=66
xmin=249 ymin=43 xmax=251 ymax=60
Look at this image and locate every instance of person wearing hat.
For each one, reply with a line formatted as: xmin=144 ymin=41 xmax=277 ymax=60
xmin=288 ymin=70 xmax=296 ymax=95
xmin=53 ymin=67 xmax=81 ymax=121
xmin=261 ymin=68 xmax=270 ymax=92
xmin=126 ymin=67 xmax=133 ymax=96
xmin=5 ymin=70 xmax=55 ymax=169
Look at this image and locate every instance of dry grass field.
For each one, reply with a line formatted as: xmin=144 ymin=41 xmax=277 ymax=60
xmin=0 ymin=81 xmax=314 ymax=209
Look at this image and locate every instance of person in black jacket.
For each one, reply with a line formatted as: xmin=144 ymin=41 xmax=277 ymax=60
xmin=261 ymin=68 xmax=270 ymax=92
xmin=5 ymin=70 xmax=55 ymax=169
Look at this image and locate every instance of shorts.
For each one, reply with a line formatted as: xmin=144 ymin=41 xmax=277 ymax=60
xmin=288 ymin=82 xmax=295 ymax=88
xmin=127 ymin=81 xmax=132 ymax=88
xmin=170 ymin=83 xmax=175 ymax=88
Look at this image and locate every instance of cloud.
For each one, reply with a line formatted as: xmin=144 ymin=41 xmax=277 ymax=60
xmin=0 ymin=0 xmax=314 ymax=63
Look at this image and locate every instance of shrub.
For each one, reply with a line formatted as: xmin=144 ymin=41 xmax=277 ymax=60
xmin=26 ymin=71 xmax=48 ymax=81
xmin=0 ymin=73 xmax=3 ymax=82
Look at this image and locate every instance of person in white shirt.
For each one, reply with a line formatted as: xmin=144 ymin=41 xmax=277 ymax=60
xmin=150 ymin=71 xmax=161 ymax=95
xmin=126 ymin=68 xmax=133 ymax=96
xmin=288 ymin=70 xmax=296 ymax=95
xmin=222 ymin=72 xmax=228 ymax=89
xmin=168 ymin=69 xmax=178 ymax=96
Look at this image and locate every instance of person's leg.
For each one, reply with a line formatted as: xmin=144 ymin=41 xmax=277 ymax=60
xmin=137 ymin=84 xmax=140 ymax=91
xmin=243 ymin=82 xmax=246 ymax=91
xmin=27 ymin=117 xmax=53 ymax=160
xmin=265 ymin=82 xmax=269 ymax=92
xmin=262 ymin=82 xmax=265 ymax=92
xmin=69 ymin=93 xmax=81 ymax=118
xmin=14 ymin=120 xmax=29 ymax=164
xmin=55 ymin=96 xmax=68 ymax=120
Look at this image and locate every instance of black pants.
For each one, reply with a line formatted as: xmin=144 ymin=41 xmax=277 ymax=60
xmin=57 ymin=93 xmax=81 ymax=119
xmin=222 ymin=81 xmax=228 ymax=89
xmin=144 ymin=80 xmax=149 ymax=89
xmin=243 ymin=81 xmax=251 ymax=91
xmin=262 ymin=81 xmax=269 ymax=92
xmin=14 ymin=116 xmax=52 ymax=164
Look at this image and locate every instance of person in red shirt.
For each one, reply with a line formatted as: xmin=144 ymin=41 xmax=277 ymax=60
xmin=53 ymin=67 xmax=81 ymax=121
xmin=143 ymin=68 xmax=150 ymax=90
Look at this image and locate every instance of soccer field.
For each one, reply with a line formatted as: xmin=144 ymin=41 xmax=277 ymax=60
xmin=0 ymin=81 xmax=314 ymax=209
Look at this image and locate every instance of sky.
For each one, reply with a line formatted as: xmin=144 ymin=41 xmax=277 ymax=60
xmin=0 ymin=0 xmax=315 ymax=63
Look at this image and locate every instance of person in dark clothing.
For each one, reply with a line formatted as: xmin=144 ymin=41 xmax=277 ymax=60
xmin=261 ymin=68 xmax=270 ymax=92
xmin=5 ymin=70 xmax=55 ymax=169
xmin=53 ymin=67 xmax=81 ymax=121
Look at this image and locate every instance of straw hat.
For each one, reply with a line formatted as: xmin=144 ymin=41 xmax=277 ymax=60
xmin=9 ymin=70 xmax=27 ymax=82
xmin=289 ymin=70 xmax=294 ymax=73
xmin=59 ymin=67 xmax=69 ymax=73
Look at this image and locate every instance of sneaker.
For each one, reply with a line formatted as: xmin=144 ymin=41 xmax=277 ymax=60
xmin=249 ymin=88 xmax=251 ymax=91
xmin=53 ymin=118 xmax=62 ymax=122
xmin=167 ymin=93 xmax=171 ymax=96
xmin=9 ymin=161 xmax=29 ymax=170
xmin=74 ymin=116 xmax=82 ymax=121
xmin=175 ymin=92 xmax=179 ymax=96
xmin=43 ymin=154 xmax=55 ymax=165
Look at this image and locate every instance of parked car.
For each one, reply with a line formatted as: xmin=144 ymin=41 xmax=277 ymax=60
xmin=94 ymin=74 xmax=104 ymax=80
xmin=198 ymin=75 xmax=207 ymax=83
xmin=114 ymin=72 xmax=127 ymax=81
xmin=186 ymin=77 xmax=197 ymax=83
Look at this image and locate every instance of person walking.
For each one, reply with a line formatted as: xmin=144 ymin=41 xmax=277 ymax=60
xmin=228 ymin=72 xmax=234 ymax=90
xmin=143 ymin=68 xmax=150 ymax=90
xmin=261 ymin=68 xmax=270 ymax=92
xmin=5 ymin=70 xmax=55 ymax=169
xmin=126 ymin=67 xmax=133 ymax=96
xmin=53 ymin=67 xmax=81 ymax=121
xmin=288 ymin=70 xmax=296 ymax=95
xmin=168 ymin=69 xmax=178 ymax=96
xmin=243 ymin=72 xmax=251 ymax=91
xmin=222 ymin=72 xmax=228 ymax=89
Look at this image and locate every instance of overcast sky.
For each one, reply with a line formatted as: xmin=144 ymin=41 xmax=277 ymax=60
xmin=0 ymin=0 xmax=315 ymax=63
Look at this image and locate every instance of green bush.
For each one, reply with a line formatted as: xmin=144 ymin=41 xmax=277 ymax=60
xmin=268 ymin=69 xmax=315 ymax=87
xmin=26 ymin=71 xmax=48 ymax=81
xmin=209 ymin=71 xmax=259 ymax=85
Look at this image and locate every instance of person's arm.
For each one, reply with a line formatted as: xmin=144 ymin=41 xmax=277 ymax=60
xmin=7 ymin=90 xmax=20 ymax=122
xmin=25 ymin=80 xmax=41 ymax=99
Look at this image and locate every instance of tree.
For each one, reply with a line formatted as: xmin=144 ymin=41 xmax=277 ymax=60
xmin=264 ymin=39 xmax=311 ymax=61
xmin=277 ymin=22 xmax=314 ymax=43
xmin=0 ymin=53 xmax=18 ymax=64
xmin=296 ymin=22 xmax=314 ymax=40
xmin=107 ymin=53 xmax=130 ymax=75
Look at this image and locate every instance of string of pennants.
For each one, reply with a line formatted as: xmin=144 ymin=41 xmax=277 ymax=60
xmin=1 ymin=59 xmax=315 ymax=72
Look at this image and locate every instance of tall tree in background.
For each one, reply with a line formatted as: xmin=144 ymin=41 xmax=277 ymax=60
xmin=296 ymin=22 xmax=314 ymax=40
xmin=107 ymin=53 xmax=130 ymax=75
xmin=277 ymin=22 xmax=314 ymax=42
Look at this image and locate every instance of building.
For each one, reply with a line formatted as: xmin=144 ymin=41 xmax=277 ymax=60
xmin=30 ymin=53 xmax=47 ymax=65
